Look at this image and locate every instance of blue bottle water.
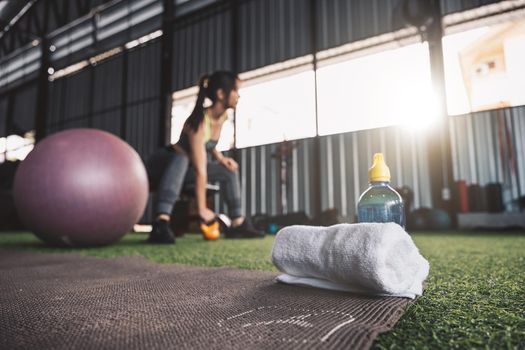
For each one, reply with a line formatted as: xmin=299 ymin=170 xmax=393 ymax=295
xmin=357 ymin=153 xmax=405 ymax=228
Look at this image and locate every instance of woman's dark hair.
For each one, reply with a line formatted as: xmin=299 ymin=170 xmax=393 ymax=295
xmin=185 ymin=71 xmax=239 ymax=131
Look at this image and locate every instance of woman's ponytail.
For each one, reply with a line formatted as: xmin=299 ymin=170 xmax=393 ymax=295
xmin=183 ymin=71 xmax=238 ymax=132
xmin=185 ymin=74 xmax=209 ymax=131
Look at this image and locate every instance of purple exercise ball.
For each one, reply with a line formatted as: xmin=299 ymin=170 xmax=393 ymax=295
xmin=14 ymin=128 xmax=149 ymax=247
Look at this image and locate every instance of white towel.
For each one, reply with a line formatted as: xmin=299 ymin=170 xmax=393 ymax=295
xmin=271 ymin=223 xmax=429 ymax=299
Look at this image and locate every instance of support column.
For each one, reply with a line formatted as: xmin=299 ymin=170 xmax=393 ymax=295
xmin=231 ymin=0 xmax=240 ymax=157
xmin=426 ymin=0 xmax=454 ymax=215
xmin=87 ymin=15 xmax=97 ymax=128
xmin=310 ymin=0 xmax=322 ymax=221
xmin=120 ymin=49 xmax=128 ymax=138
xmin=34 ymin=1 xmax=50 ymax=142
xmin=159 ymin=0 xmax=175 ymax=147
xmin=5 ymin=92 xmax=15 ymax=136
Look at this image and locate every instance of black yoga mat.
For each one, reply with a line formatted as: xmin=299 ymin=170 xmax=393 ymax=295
xmin=0 ymin=250 xmax=414 ymax=350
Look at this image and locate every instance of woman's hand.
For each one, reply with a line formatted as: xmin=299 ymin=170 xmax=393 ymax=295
xmin=220 ymin=157 xmax=238 ymax=172
xmin=199 ymin=207 xmax=216 ymax=223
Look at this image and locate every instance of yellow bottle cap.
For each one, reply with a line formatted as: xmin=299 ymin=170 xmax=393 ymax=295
xmin=368 ymin=153 xmax=391 ymax=182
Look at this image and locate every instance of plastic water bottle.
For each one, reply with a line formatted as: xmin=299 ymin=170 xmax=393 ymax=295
xmin=357 ymin=153 xmax=405 ymax=228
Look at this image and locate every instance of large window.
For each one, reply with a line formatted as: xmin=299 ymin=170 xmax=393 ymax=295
xmin=235 ymin=69 xmax=317 ymax=148
xmin=443 ymin=18 xmax=525 ymax=115
xmin=0 ymin=133 xmax=35 ymax=164
xmin=172 ymin=69 xmax=317 ymax=149
xmin=316 ymin=42 xmax=436 ymax=136
xmin=170 ymin=16 xmax=525 ymax=147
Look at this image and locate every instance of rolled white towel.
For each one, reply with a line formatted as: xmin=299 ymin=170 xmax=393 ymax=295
xmin=271 ymin=223 xmax=429 ymax=299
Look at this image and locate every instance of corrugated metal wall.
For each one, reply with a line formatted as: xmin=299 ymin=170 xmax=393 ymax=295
xmin=0 ymin=94 xmax=9 ymax=137
xmin=316 ymin=0 xmax=401 ymax=51
xmin=1 ymin=0 xmax=507 ymax=138
xmin=222 ymin=105 xmax=525 ymax=220
xmin=0 ymin=44 xmax=41 ymax=93
xmin=47 ymin=68 xmax=91 ymax=132
xmin=298 ymin=0 xmax=502 ymax=56
xmin=0 ymin=81 xmax=39 ymax=137
xmin=0 ymin=0 xmax=501 ymax=59
xmin=440 ymin=0 xmax=501 ymax=15
xmin=315 ymin=0 xmax=501 ymax=52
xmin=48 ymin=0 xmax=162 ymax=71
xmin=11 ymin=84 xmax=38 ymax=133
xmin=172 ymin=10 xmax=233 ymax=90
xmin=46 ymin=40 xmax=161 ymax=159
xmin=91 ymin=56 xmax=123 ymax=135
xmin=216 ymin=124 xmax=432 ymax=221
xmin=0 ymin=0 xmax=113 ymax=56
xmin=62 ymin=69 xmax=92 ymax=129
xmin=237 ymin=0 xmax=312 ymax=72
xmin=123 ymin=41 xmax=162 ymax=223
xmin=450 ymin=105 xmax=525 ymax=209
xmin=169 ymin=0 xmax=502 ymax=91
xmin=45 ymin=41 xmax=161 ymax=224
xmin=171 ymin=0 xmax=313 ymax=91
xmin=1 ymin=0 xmax=516 ymax=224
xmin=125 ymin=41 xmax=161 ymax=158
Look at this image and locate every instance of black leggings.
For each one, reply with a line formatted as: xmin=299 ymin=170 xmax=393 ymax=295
xmin=146 ymin=148 xmax=242 ymax=218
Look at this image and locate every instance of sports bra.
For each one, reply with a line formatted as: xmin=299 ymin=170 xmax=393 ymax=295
xmin=173 ymin=110 xmax=217 ymax=155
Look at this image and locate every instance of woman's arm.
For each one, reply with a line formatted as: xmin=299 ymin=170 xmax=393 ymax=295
xmin=212 ymin=148 xmax=238 ymax=172
xmin=188 ymin=124 xmax=215 ymax=221
xmin=209 ymin=113 xmax=238 ymax=171
xmin=212 ymin=148 xmax=225 ymax=163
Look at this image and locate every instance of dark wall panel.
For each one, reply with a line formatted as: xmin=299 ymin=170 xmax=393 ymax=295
xmin=62 ymin=69 xmax=92 ymax=126
xmin=0 ymin=95 xmax=8 ymax=137
xmin=91 ymin=55 xmax=123 ymax=135
xmin=315 ymin=0 xmax=503 ymax=52
xmin=440 ymin=0 xmax=501 ymax=15
xmin=93 ymin=56 xmax=123 ymax=113
xmin=126 ymin=100 xmax=159 ymax=160
xmin=238 ymin=0 xmax=311 ymax=72
xmin=11 ymin=83 xmax=37 ymax=134
xmin=47 ymin=79 xmax=64 ymax=135
xmin=46 ymin=40 xmax=161 ymax=151
xmin=172 ymin=10 xmax=233 ymax=90
xmin=131 ymin=57 xmax=161 ymax=225
xmin=128 ymin=42 xmax=160 ymax=102
xmin=60 ymin=117 xmax=90 ymax=130
xmin=168 ymin=0 xmax=504 ymax=85
xmin=171 ymin=0 xmax=312 ymax=90
xmin=92 ymin=110 xmax=121 ymax=136
xmin=126 ymin=41 xmax=161 ymax=159
xmin=316 ymin=0 xmax=399 ymax=52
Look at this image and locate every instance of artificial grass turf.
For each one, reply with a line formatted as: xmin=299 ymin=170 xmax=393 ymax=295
xmin=1 ymin=231 xmax=524 ymax=349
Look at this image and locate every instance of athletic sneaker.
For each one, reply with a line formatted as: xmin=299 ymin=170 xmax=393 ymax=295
xmin=225 ymin=218 xmax=265 ymax=239
xmin=147 ymin=219 xmax=175 ymax=244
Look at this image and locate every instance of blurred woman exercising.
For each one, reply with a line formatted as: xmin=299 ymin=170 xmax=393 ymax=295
xmin=146 ymin=71 xmax=264 ymax=243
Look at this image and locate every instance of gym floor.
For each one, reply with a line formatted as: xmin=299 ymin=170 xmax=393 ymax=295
xmin=0 ymin=231 xmax=523 ymax=349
